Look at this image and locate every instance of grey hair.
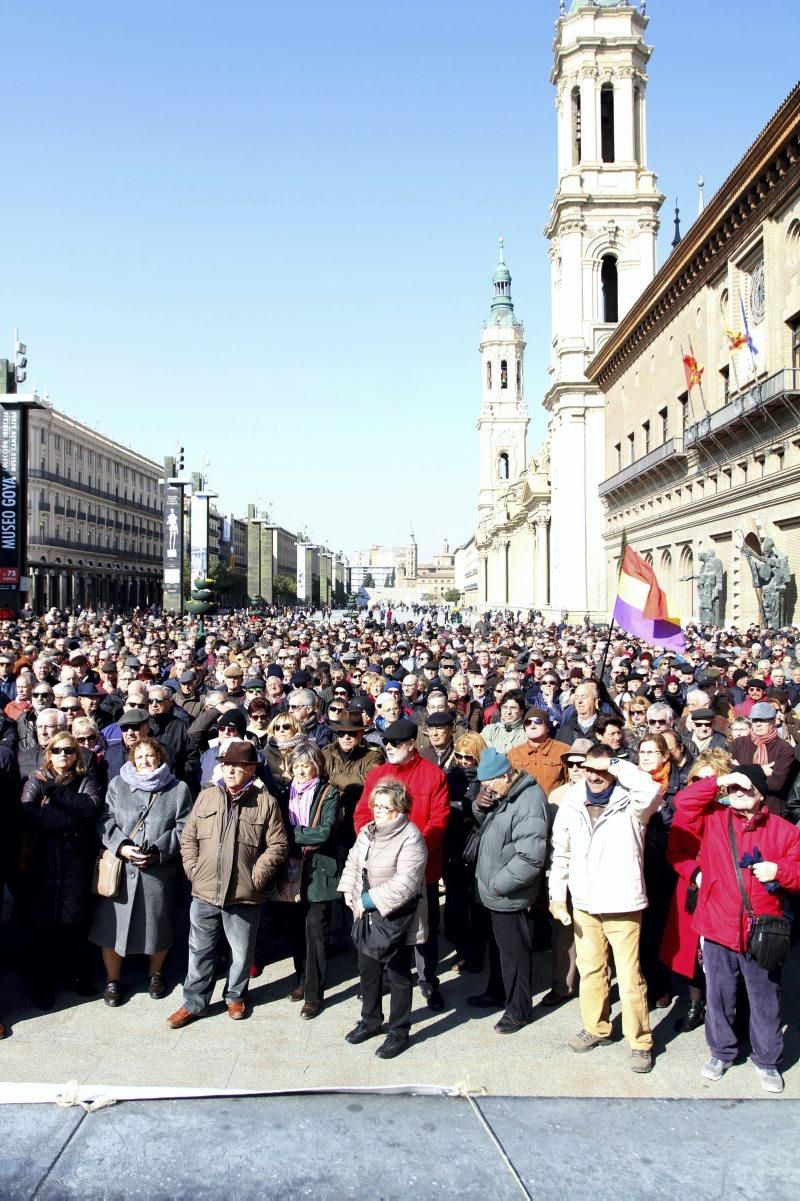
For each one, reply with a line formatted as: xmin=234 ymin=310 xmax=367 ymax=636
xmin=687 ymin=689 xmax=711 ymax=708
xmin=369 ymin=778 xmax=412 ymax=817
xmin=72 ymin=717 xmax=99 ymax=737
xmin=291 ymin=688 xmax=318 ymax=710
xmin=53 ymin=683 xmax=77 ymax=699
xmin=646 ymin=702 xmax=674 ymax=726
xmin=36 ymin=708 xmax=66 ymax=730
xmin=286 ymin=740 xmax=325 ymax=778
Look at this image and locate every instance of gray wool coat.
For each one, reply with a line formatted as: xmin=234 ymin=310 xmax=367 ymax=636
xmin=89 ymin=774 xmax=193 ymax=956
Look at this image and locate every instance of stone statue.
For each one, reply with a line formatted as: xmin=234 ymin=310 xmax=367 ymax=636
xmin=742 ymin=535 xmax=791 ymax=628
xmin=683 ymin=549 xmax=724 ymax=625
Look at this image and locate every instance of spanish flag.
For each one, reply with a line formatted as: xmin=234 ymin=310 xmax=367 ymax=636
xmin=613 ymin=547 xmax=685 ymax=650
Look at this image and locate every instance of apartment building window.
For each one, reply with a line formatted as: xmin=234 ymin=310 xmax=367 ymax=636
xmin=642 ymin=420 xmax=650 ymax=454
xmin=614 ymin=442 xmax=622 ymax=472
xmin=678 ymin=392 xmax=689 ymax=432
xmin=790 ymin=319 xmax=800 ymax=372
xmin=627 ymin=432 xmax=635 ymax=464
xmin=720 ymin=365 xmax=730 ymax=405
xmin=659 ymin=407 xmax=668 ymax=442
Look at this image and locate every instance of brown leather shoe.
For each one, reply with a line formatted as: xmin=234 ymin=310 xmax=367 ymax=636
xmin=300 ymin=1001 xmax=322 ymax=1020
xmin=166 ymin=1007 xmax=201 ymax=1030
xmin=228 ymin=1001 xmax=247 ymax=1020
xmin=288 ymin=985 xmax=305 ymax=1002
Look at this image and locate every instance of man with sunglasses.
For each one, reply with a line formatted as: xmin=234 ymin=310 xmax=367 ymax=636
xmin=508 ymin=707 xmax=569 ymax=799
xmin=323 ymin=709 xmax=384 ymax=843
xmin=17 ymin=683 xmax=55 ymax=751
xmin=354 ymin=718 xmax=450 ymax=1012
xmin=148 ymin=685 xmax=199 ymax=790
xmin=686 ymin=707 xmax=728 ymax=757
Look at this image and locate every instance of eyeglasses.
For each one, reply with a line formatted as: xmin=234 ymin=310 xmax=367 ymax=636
xmin=372 ymin=803 xmax=395 ymax=814
xmin=567 ymin=761 xmax=585 ymax=769
xmin=386 ymin=738 xmax=412 ymax=748
xmin=273 ymin=723 xmax=293 ymax=732
xmin=525 ymin=718 xmax=546 ymax=727
xmin=75 ymin=735 xmax=95 ymax=744
xmin=454 ymin=753 xmax=476 ymax=763
xmin=33 ymin=691 xmax=53 ymax=699
xmin=648 ymin=719 xmax=669 ymax=727
xmin=61 ymin=705 xmax=81 ymax=713
xmin=543 ymin=680 xmax=558 ymax=686
xmin=693 ymin=720 xmax=712 ymax=727
xmin=52 ymin=746 xmax=77 ymax=757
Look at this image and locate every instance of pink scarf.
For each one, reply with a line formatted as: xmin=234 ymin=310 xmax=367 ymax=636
xmin=752 ymin=726 xmax=779 ymax=766
xmin=288 ymin=776 xmax=317 ymax=827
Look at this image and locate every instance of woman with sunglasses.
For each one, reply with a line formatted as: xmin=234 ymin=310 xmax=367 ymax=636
xmin=263 ymin=712 xmax=305 ymax=801
xmin=91 ymin=737 xmax=192 ymax=1006
xmin=444 ymin=732 xmax=486 ymax=973
xmin=245 ymin=699 xmax=272 ymax=752
xmin=19 ymin=732 xmax=103 ymax=1009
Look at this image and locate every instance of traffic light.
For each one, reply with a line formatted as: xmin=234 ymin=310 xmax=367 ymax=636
xmin=15 ymin=337 xmax=26 ymax=386
xmin=178 ymin=445 xmax=185 ymax=473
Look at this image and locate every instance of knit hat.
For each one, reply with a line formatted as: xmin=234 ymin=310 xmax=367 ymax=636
xmin=730 ymin=764 xmax=768 ymax=798
xmin=216 ymin=709 xmax=247 ymax=736
xmin=266 ymin=664 xmax=284 ymax=679
xmin=477 ymin=748 xmax=512 ymax=781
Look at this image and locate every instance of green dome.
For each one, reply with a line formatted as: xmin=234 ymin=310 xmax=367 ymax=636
xmin=486 ymin=238 xmax=519 ymax=328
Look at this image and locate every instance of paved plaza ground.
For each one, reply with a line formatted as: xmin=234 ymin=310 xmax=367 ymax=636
xmin=2 ymin=936 xmax=799 ymax=1101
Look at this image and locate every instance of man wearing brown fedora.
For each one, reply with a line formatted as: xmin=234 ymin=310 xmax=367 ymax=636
xmin=167 ymin=740 xmax=288 ymax=1026
xmin=323 ymin=708 xmax=384 ymax=841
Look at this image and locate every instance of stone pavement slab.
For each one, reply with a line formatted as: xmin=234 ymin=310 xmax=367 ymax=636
xmin=475 ymin=1096 xmax=800 ymax=1201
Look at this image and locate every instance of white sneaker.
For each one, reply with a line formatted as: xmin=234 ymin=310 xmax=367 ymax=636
xmin=701 ymin=1056 xmax=730 ymax=1081
xmin=753 ymin=1064 xmax=784 ymax=1094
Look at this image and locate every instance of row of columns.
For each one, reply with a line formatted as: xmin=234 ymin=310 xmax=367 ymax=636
xmin=28 ymin=567 xmax=161 ymax=613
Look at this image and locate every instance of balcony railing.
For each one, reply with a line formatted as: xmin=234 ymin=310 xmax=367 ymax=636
xmin=29 ymin=467 xmax=162 ymax=518
xmin=28 ymin=536 xmax=161 ymax=565
xmin=599 ymin=437 xmax=686 ymax=497
xmin=684 ymin=367 xmax=800 ymax=448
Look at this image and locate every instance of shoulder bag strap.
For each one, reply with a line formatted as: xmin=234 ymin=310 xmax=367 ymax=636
xmin=727 ymin=810 xmax=755 ymax=922
xmin=127 ymin=793 xmax=159 ymax=845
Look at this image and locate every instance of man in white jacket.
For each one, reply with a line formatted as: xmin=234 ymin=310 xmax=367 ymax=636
xmin=549 ymin=746 xmax=661 ymax=1074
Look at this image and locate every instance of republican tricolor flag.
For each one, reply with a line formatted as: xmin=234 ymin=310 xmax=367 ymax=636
xmin=613 ymin=547 xmax=685 ymax=651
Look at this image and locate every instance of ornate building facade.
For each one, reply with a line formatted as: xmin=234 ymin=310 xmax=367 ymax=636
xmin=474 ymin=1 xmax=662 ymax=616
xmin=27 ymin=402 xmax=163 ymax=611
xmin=589 ymin=83 xmax=800 ymax=628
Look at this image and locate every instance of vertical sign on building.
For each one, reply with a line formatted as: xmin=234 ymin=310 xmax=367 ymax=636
xmin=296 ymin=542 xmax=307 ymax=604
xmin=190 ymin=494 xmax=209 ymax=585
xmin=162 ymin=483 xmax=185 ymax=612
xmin=0 ymin=405 xmax=26 ymax=614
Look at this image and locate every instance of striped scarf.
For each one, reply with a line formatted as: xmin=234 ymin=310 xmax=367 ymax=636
xmin=752 ymin=726 xmax=779 ymax=766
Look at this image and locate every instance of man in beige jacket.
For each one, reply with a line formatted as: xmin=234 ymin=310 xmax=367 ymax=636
xmin=549 ymin=747 xmax=661 ymax=1073
xmin=167 ymin=740 xmax=287 ymax=1027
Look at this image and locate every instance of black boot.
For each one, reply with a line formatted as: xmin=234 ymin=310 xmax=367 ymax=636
xmin=678 ymin=1000 xmax=705 ymax=1033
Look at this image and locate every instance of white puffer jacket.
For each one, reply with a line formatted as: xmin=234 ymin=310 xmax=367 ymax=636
xmin=549 ymin=759 xmax=661 ymax=915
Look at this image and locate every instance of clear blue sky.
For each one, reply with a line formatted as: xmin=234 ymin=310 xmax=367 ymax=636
xmin=2 ymin=1 xmax=798 ymax=562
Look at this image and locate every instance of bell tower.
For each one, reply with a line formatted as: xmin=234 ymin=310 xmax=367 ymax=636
xmin=545 ymin=0 xmax=663 ymax=613
xmin=477 ymin=238 xmax=529 ymax=521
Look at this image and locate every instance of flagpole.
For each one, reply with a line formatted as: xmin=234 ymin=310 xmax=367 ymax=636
xmin=688 ymin=336 xmax=709 ymax=417
xmin=598 ymin=617 xmax=616 ymax=685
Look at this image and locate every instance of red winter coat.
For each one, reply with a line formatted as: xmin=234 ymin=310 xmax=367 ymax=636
xmin=674 ymin=776 xmax=800 ymax=953
xmin=660 ymin=782 xmax=703 ymax=979
xmin=353 ymin=753 xmax=450 ymax=884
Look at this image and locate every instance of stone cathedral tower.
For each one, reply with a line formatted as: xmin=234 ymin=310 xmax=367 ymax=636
xmin=545 ymin=0 xmax=663 ymax=613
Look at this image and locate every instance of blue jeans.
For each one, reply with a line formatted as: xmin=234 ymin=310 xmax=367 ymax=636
xmin=182 ymin=899 xmax=262 ymax=1015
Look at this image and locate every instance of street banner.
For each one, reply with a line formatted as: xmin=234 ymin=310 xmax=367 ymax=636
xmin=162 ymin=484 xmax=184 ymax=608
xmin=0 ymin=406 xmax=22 ymax=589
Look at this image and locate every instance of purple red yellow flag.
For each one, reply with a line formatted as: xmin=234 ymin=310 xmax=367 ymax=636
xmin=613 ymin=546 xmax=685 ymax=650
xmin=726 ymin=328 xmax=749 ymax=352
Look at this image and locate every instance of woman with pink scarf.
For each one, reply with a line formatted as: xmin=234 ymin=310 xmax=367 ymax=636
xmin=275 ymin=741 xmax=341 ymax=1019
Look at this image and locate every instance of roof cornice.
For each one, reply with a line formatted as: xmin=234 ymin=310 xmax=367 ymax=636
xmin=587 ymin=83 xmax=800 ymax=390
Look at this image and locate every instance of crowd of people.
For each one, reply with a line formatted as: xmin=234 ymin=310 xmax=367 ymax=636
xmin=1 ymin=602 xmax=800 ymax=1086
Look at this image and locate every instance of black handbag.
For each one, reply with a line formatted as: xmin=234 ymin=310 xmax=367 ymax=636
xmin=351 ymin=851 xmax=419 ymax=964
xmin=727 ymin=813 xmax=790 ymax=974
xmin=462 ymin=824 xmax=482 ymax=868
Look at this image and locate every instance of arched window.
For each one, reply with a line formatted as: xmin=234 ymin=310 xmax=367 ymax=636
xmin=498 ymin=453 xmax=509 ymax=480
xmin=486 ymin=361 xmax=492 ymax=390
xmin=571 ymin=87 xmax=582 ymax=165
xmin=601 ymin=84 xmax=615 ymax=163
xmin=500 ymin=359 xmax=508 ymax=389
xmin=601 ymin=255 xmax=619 ymax=323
